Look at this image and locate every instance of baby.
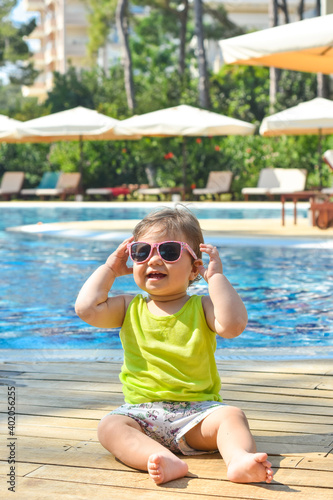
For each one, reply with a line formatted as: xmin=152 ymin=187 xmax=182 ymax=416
xmin=75 ymin=206 xmax=274 ymax=485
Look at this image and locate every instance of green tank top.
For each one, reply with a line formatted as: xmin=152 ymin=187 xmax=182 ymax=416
xmin=119 ymin=294 xmax=222 ymax=404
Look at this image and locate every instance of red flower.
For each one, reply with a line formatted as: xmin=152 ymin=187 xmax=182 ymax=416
xmin=122 ymin=148 xmax=127 ymax=153
xmin=196 ymin=138 xmax=202 ymax=144
xmin=164 ymin=152 xmax=174 ymax=160
xmin=191 ymin=183 xmax=196 ymax=189
xmin=214 ymin=145 xmax=221 ymax=151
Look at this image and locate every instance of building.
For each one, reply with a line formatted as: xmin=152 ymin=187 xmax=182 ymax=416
xmin=22 ymin=0 xmax=91 ymax=101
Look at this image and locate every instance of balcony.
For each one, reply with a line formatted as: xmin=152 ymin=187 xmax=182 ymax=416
xmin=26 ymin=24 xmax=44 ymax=39
xmin=45 ymin=47 xmax=57 ymax=65
xmin=45 ymin=18 xmax=57 ymax=35
xmin=22 ymin=0 xmax=45 ymax=12
xmin=32 ymin=52 xmax=45 ymax=68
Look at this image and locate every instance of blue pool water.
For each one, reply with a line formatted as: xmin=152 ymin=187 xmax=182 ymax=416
xmin=0 ymin=205 xmax=332 ymax=352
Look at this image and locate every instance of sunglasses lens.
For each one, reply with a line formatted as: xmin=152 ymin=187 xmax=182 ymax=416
xmin=131 ymin=243 xmax=151 ymax=262
xmin=159 ymin=242 xmax=181 ymax=262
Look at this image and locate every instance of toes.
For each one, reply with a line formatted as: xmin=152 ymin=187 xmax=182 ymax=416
xmin=255 ymin=452 xmax=268 ymax=463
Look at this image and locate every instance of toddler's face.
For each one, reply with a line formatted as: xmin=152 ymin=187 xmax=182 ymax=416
xmin=132 ymin=227 xmax=198 ymax=298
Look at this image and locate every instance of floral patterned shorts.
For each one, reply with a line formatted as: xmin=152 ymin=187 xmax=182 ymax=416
xmin=105 ymin=400 xmax=226 ymax=455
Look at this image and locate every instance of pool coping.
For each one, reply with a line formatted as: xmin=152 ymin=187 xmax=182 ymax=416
xmin=1 ymin=346 xmax=333 ymax=362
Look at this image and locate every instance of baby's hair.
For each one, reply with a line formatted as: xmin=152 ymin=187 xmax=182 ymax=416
xmin=133 ymin=205 xmax=204 ymax=285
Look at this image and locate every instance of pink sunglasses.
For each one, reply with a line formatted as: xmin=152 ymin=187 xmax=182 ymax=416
xmin=127 ymin=240 xmax=197 ymax=263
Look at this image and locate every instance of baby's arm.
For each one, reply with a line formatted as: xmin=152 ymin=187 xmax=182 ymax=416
xmin=75 ymin=237 xmax=134 ymax=328
xmin=197 ymin=243 xmax=248 ymax=339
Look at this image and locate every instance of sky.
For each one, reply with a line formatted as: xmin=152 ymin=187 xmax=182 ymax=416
xmin=0 ymin=1 xmax=39 ymax=83
xmin=10 ymin=0 xmax=37 ymax=24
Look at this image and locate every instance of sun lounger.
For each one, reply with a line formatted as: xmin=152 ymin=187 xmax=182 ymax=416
xmin=21 ymin=172 xmax=82 ymax=200
xmin=38 ymin=172 xmax=82 ymax=200
xmin=86 ymin=187 xmax=130 ymax=200
xmin=268 ymin=168 xmax=307 ymax=194
xmin=0 ymin=171 xmax=25 ymax=200
xmin=242 ymin=168 xmax=307 ymax=200
xmin=21 ymin=172 xmax=61 ymax=197
xmin=192 ymin=171 xmax=233 ymax=200
xmin=322 ymin=149 xmax=333 ymax=195
xmin=136 ymin=187 xmax=183 ymax=201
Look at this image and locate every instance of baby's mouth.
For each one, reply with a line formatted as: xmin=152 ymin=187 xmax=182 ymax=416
xmin=147 ymin=271 xmax=166 ymax=280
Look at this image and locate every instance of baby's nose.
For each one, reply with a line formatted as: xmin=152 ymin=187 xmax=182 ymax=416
xmin=148 ymin=247 xmax=162 ymax=262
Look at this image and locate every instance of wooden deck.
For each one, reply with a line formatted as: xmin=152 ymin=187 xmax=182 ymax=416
xmin=1 ymin=354 xmax=332 ymax=499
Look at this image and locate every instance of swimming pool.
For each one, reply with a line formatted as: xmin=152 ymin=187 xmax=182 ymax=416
xmin=1 ymin=204 xmax=332 ymax=355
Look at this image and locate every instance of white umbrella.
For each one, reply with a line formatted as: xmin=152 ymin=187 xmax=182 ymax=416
xmin=6 ymin=106 xmax=122 ymax=142
xmin=259 ymin=97 xmax=333 ymax=185
xmin=114 ymin=104 xmax=255 ymax=195
xmin=219 ymin=14 xmax=333 ymax=74
xmin=1 ymin=106 xmax=140 ymax=176
xmin=0 ymin=115 xmax=22 ymax=139
xmin=114 ymin=104 xmax=255 ymax=137
xmin=260 ymin=97 xmax=333 ymax=136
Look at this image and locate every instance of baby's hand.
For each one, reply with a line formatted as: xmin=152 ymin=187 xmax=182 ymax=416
xmin=196 ymin=243 xmax=223 ymax=282
xmin=105 ymin=236 xmax=134 ymax=277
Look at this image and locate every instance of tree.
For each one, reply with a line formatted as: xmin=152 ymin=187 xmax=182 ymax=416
xmin=116 ymin=0 xmax=135 ymax=111
xmin=0 ymin=3 xmax=38 ymax=85
xmin=193 ymin=0 xmax=209 ymax=108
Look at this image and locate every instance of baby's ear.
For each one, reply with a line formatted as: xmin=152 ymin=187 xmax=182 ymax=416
xmin=191 ymin=259 xmax=203 ymax=279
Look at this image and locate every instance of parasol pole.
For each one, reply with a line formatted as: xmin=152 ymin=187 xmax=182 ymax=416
xmin=318 ymin=128 xmax=323 ymax=188
xmin=79 ymin=135 xmax=84 ymax=179
xmin=182 ymin=136 xmax=187 ymax=200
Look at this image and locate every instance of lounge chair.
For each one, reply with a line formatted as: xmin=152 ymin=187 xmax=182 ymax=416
xmin=192 ymin=171 xmax=233 ymax=200
xmin=242 ymin=168 xmax=307 ymax=200
xmin=135 ymin=186 xmax=183 ymax=201
xmin=21 ymin=172 xmax=61 ymax=198
xmin=22 ymin=172 xmax=82 ymax=200
xmin=86 ymin=186 xmax=131 ymax=200
xmin=39 ymin=172 xmax=82 ymax=200
xmin=322 ymin=149 xmax=333 ymax=195
xmin=0 ymin=171 xmax=25 ymax=200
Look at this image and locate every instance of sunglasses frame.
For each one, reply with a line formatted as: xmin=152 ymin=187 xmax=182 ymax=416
xmin=127 ymin=240 xmax=198 ymax=264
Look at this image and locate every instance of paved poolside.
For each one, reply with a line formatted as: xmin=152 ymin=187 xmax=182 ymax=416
xmin=4 ymin=200 xmax=333 ymax=243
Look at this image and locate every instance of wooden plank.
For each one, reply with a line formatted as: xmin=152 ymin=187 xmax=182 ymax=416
xmin=2 ymin=403 xmax=331 ymax=425
xmin=221 ymin=383 xmax=333 ymax=399
xmin=25 ymin=465 xmax=333 ymax=500
xmin=2 ymin=410 xmax=331 ymax=438
xmin=0 ymin=404 xmax=114 ymax=420
xmin=5 ymin=375 xmax=333 ymax=398
xmin=4 ymin=367 xmax=333 ymax=390
xmin=7 ymin=385 xmax=333 ymax=409
xmin=0 ymin=461 xmax=42 ymax=476
xmin=2 ymin=400 xmax=332 ymax=420
xmin=235 ymin=401 xmax=333 ymax=417
xmin=296 ymin=456 xmax=333 ymax=471
xmin=216 ymin=360 xmax=333 ymax=375
xmin=222 ymin=390 xmax=333 ymax=407
xmin=0 ymin=438 xmax=300 ymax=473
xmin=3 ymin=476 xmax=231 ymax=500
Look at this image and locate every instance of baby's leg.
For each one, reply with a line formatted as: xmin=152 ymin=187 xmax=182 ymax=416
xmin=98 ymin=414 xmax=188 ymax=485
xmin=185 ymin=406 xmax=274 ymax=484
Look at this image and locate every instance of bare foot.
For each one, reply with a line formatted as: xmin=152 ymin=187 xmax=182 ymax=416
xmin=147 ymin=453 xmax=189 ymax=485
xmin=227 ymin=452 xmax=274 ymax=484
